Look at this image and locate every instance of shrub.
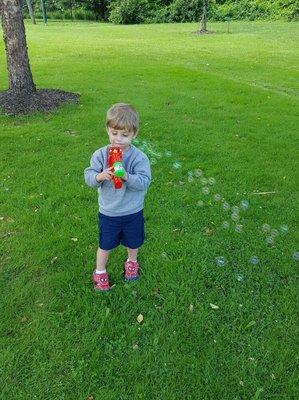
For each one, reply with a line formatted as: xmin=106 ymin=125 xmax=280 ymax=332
xmin=108 ymin=0 xmax=153 ymax=24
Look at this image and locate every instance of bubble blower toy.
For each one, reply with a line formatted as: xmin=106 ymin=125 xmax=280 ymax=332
xmin=108 ymin=146 xmax=126 ymax=189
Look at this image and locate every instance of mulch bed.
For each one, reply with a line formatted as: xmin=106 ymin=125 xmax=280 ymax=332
xmin=194 ymin=29 xmax=215 ymax=35
xmin=0 ymin=88 xmax=80 ymax=115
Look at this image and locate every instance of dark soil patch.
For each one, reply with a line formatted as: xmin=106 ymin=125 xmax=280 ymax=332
xmin=193 ymin=29 xmax=215 ymax=35
xmin=0 ymin=88 xmax=80 ymax=115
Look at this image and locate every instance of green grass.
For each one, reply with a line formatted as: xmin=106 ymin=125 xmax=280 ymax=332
xmin=0 ymin=20 xmax=298 ymax=399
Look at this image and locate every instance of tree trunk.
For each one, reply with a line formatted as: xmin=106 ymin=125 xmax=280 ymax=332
xmin=40 ymin=0 xmax=47 ymax=24
xmin=0 ymin=0 xmax=36 ymax=94
xmin=201 ymin=1 xmax=207 ymax=32
xmin=26 ymin=0 xmax=36 ymax=24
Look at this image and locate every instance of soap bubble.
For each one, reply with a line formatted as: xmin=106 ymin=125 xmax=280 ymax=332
xmin=173 ymin=161 xmax=182 ymax=170
xmin=150 ymin=158 xmax=157 ymax=165
xmin=197 ymin=200 xmax=204 ymax=207
xmin=261 ymin=224 xmax=271 ymax=233
xmin=249 ymin=256 xmax=259 ymax=265
xmin=236 ymin=272 xmax=244 ymax=282
xmin=231 ymin=206 xmax=240 ymax=214
xmin=240 ymin=200 xmax=249 ymax=210
xmin=280 ymin=224 xmax=289 ymax=234
xmin=222 ymin=221 xmax=230 ymax=229
xmin=293 ymin=252 xmax=299 ymax=261
xmin=214 ymin=194 xmax=221 ymax=202
xmin=231 ymin=213 xmax=240 ymax=222
xmin=208 ymin=177 xmax=216 ymax=185
xmin=202 ymin=186 xmax=210 ymax=195
xmin=223 ymin=202 xmax=230 ymax=211
xmin=215 ymin=256 xmax=227 ymax=267
xmin=200 ymin=177 xmax=208 ymax=185
xmin=194 ymin=169 xmax=203 ymax=177
xmin=270 ymin=229 xmax=279 ymax=238
xmin=188 ymin=176 xmax=194 ymax=183
xmin=266 ymin=236 xmax=274 ymax=245
xmin=165 ymin=150 xmax=172 ymax=157
xmin=235 ymin=224 xmax=243 ymax=233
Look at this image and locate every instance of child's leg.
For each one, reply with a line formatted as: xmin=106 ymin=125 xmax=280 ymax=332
xmin=126 ymin=247 xmax=138 ymax=262
xmin=96 ymin=248 xmax=111 ymax=273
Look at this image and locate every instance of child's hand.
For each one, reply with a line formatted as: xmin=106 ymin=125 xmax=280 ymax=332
xmin=96 ymin=167 xmax=114 ymax=182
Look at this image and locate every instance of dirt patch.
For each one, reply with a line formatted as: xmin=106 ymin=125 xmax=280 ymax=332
xmin=0 ymin=88 xmax=80 ymax=115
xmin=193 ymin=29 xmax=215 ymax=35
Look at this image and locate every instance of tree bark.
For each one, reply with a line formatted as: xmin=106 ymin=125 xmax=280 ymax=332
xmin=0 ymin=0 xmax=36 ymax=94
xmin=201 ymin=1 xmax=207 ymax=32
xmin=40 ymin=0 xmax=47 ymax=24
xmin=26 ymin=0 xmax=36 ymax=24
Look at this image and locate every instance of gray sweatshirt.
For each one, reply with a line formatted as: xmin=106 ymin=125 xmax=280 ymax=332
xmin=84 ymin=144 xmax=151 ymax=217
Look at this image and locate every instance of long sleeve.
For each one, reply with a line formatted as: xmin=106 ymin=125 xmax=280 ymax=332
xmin=125 ymin=155 xmax=151 ymax=192
xmin=84 ymin=151 xmax=104 ymax=188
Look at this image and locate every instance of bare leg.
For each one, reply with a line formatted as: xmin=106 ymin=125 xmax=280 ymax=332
xmin=127 ymin=247 xmax=138 ymax=262
xmin=96 ymin=248 xmax=111 ymax=272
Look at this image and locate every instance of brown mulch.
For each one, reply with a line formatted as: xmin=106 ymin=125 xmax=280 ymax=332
xmin=193 ymin=29 xmax=215 ymax=35
xmin=0 ymin=88 xmax=80 ymax=115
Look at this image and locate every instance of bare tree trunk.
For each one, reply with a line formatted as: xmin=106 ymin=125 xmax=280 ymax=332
xmin=26 ymin=0 xmax=36 ymax=24
xmin=0 ymin=0 xmax=36 ymax=94
xmin=40 ymin=0 xmax=47 ymax=24
xmin=200 ymin=0 xmax=207 ymax=33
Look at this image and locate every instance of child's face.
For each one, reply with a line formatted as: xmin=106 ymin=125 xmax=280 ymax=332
xmin=107 ymin=126 xmax=136 ymax=151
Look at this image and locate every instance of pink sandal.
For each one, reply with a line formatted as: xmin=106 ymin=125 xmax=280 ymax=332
xmin=124 ymin=260 xmax=140 ymax=281
xmin=92 ymin=271 xmax=111 ymax=291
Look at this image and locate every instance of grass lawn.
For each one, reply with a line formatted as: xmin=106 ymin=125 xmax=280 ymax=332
xmin=0 ymin=20 xmax=298 ymax=399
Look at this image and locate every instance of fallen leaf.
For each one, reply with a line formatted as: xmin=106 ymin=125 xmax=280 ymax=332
xmin=137 ymin=314 xmax=144 ymax=323
xmin=204 ymin=227 xmax=214 ymax=236
xmin=210 ymin=303 xmax=219 ymax=310
xmin=65 ymin=129 xmax=78 ymax=136
xmin=51 ymin=256 xmax=58 ymax=264
xmin=245 ymin=320 xmax=256 ymax=329
xmin=132 ymin=342 xmax=139 ymax=350
xmin=189 ymin=304 xmax=194 ymax=312
xmin=151 ymin=287 xmax=160 ymax=295
xmin=21 ymin=316 xmax=28 ymax=323
xmin=71 ymin=238 xmax=78 ymax=242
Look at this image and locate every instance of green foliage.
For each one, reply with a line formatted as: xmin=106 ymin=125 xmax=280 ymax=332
xmin=214 ymin=0 xmax=298 ymax=21
xmin=162 ymin=0 xmax=203 ymax=23
xmin=22 ymin=0 xmax=298 ymax=22
xmin=108 ymin=0 xmax=154 ymax=24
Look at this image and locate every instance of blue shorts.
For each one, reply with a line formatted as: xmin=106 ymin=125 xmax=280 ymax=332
xmin=98 ymin=210 xmax=145 ymax=251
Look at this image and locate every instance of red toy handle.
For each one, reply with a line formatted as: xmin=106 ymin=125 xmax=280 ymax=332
xmin=108 ymin=146 xmax=123 ymax=189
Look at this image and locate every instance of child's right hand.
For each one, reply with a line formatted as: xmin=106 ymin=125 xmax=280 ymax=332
xmin=96 ymin=167 xmax=114 ymax=182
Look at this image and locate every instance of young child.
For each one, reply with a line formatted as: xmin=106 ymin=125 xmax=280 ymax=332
xmin=84 ymin=103 xmax=151 ymax=291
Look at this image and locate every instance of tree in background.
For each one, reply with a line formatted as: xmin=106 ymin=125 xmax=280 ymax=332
xmin=1 ymin=0 xmax=36 ymax=94
xmin=40 ymin=0 xmax=47 ymax=23
xmin=0 ymin=0 xmax=79 ymax=115
xmin=26 ymin=0 xmax=36 ymax=24
xmin=197 ymin=0 xmax=214 ymax=34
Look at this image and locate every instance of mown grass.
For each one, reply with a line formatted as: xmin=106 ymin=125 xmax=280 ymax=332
xmin=0 ymin=20 xmax=298 ymax=399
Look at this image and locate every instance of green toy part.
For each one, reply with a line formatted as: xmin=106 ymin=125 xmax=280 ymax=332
xmin=113 ymin=161 xmax=125 ymax=178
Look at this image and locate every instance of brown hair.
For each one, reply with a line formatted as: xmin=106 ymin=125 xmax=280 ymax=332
xmin=106 ymin=103 xmax=139 ymax=134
